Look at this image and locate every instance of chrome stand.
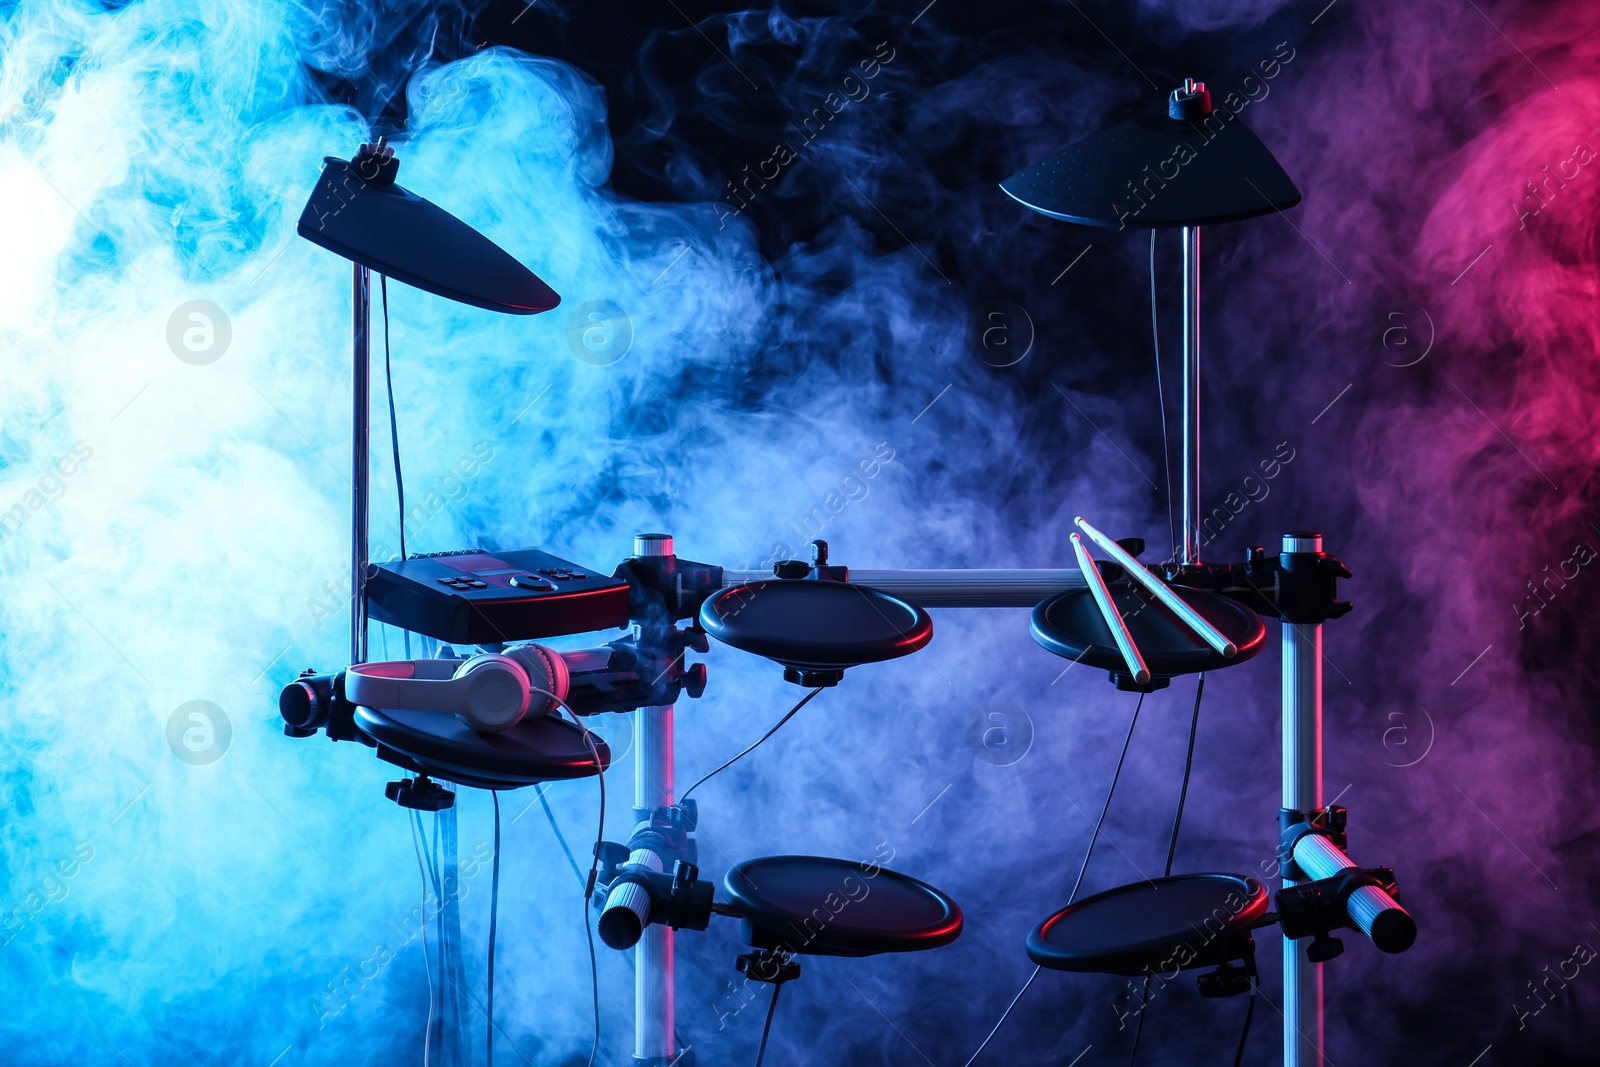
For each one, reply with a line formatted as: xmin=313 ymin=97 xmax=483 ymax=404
xmin=1282 ymin=532 xmax=1327 ymax=1067
xmin=350 ymin=263 xmax=371 ymax=665
xmin=630 ymin=533 xmax=684 ymax=1066
xmin=1180 ymin=225 xmax=1202 ymax=564
xmin=633 ymin=702 xmax=677 ymax=1063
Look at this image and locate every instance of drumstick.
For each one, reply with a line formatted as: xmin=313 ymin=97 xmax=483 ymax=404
xmin=1069 ymin=533 xmax=1150 ymax=686
xmin=1074 ymin=516 xmax=1236 ymax=659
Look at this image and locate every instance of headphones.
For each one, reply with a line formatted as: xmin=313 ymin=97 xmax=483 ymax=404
xmin=345 ymin=643 xmax=570 ymax=733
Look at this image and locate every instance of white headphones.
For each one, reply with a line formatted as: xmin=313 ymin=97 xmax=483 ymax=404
xmin=346 ymin=643 xmax=571 ymax=733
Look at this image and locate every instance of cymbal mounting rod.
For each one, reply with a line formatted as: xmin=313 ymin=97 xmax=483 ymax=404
xmin=1181 ymin=224 xmax=1201 ymax=565
xmin=351 ymin=263 xmax=371 ymax=664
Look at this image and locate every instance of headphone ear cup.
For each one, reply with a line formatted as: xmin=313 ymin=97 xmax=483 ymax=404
xmin=505 ymin=644 xmax=570 ymax=718
xmin=451 ymin=654 xmax=531 ymax=732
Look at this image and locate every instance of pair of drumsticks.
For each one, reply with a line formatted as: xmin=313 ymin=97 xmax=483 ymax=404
xmin=1069 ymin=517 xmax=1237 ymax=686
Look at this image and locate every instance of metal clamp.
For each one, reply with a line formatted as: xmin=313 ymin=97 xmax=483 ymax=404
xmin=1279 ymin=804 xmax=1348 ymax=881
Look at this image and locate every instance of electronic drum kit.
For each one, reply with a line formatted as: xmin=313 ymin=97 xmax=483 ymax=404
xmin=281 ymin=80 xmax=1415 ymax=1067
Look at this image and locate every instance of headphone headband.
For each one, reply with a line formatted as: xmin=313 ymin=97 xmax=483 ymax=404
xmin=346 ymin=645 xmax=569 ymax=732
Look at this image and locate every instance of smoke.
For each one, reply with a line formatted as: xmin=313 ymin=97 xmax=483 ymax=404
xmin=1 ymin=0 xmax=1597 ymax=1064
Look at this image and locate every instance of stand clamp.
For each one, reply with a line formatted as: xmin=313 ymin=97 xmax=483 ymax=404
xmin=1159 ymin=534 xmax=1351 ymax=623
xmin=597 ymin=812 xmax=698 ymax=890
xmin=1278 ymin=805 xmax=1415 ymax=957
xmin=580 ymin=630 xmax=707 ymax=716
xmin=1278 ymin=805 xmax=1347 ymax=880
xmin=623 ymin=797 xmax=700 ymax=847
xmin=596 ymin=810 xmax=699 ymax=885
xmin=773 ymin=539 xmax=850 ymax=582
xmin=1196 ymin=945 xmax=1257 ymax=998
xmin=736 ymin=947 xmax=802 ymax=986
xmin=1275 ymin=867 xmax=1402 ymax=963
xmin=614 ymin=534 xmax=726 ymax=624
xmin=596 ymin=855 xmax=715 ymax=949
xmin=594 ymin=811 xmax=713 ymax=949
xmin=385 ymin=775 xmax=455 ymax=811
xmin=1277 ymin=531 xmax=1353 ymax=625
xmin=351 ymin=139 xmax=398 ymax=186
xmin=280 ymin=668 xmax=367 ymax=743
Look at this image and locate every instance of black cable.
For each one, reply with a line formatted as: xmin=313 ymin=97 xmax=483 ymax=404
xmin=960 ymin=691 xmax=1147 ymax=1067
xmin=1164 ymin=673 xmax=1206 ymax=877
xmin=679 ymin=687 xmax=824 ymax=805
xmin=418 ymin=807 xmax=441 ymax=895
xmin=381 ymin=274 xmax=406 ymax=561
xmin=539 ymin=783 xmax=638 ymax=984
xmin=538 ymin=785 xmax=586 ymax=889
xmin=1071 ymin=690 xmax=1146 ymax=903
xmin=533 ymin=698 xmax=688 ymax=1064
xmin=1127 ymin=975 xmax=1151 ymax=1067
xmin=958 ymin=967 xmax=1040 ymax=1067
xmin=581 ymin=821 xmax=600 ymax=1067
xmin=1232 ymin=976 xmax=1257 ymax=1067
xmin=432 ymin=810 xmax=445 ymax=1060
xmin=410 ymin=811 xmax=436 ymax=1067
xmin=1130 ymin=674 xmax=1209 ymax=1067
xmin=487 ymin=791 xmax=501 ymax=1067
xmin=380 ymin=275 xmax=410 ymax=659
xmin=754 ymin=982 xmax=784 ymax=1067
xmin=531 ymin=686 xmax=605 ymax=1067
xmin=1150 ymin=230 xmax=1177 ymax=563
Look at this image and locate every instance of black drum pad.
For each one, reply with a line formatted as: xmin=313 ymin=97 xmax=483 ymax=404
xmin=354 ymin=705 xmax=608 ymax=790
xmin=700 ymin=581 xmax=933 ymax=686
xmin=1028 ymin=873 xmax=1268 ymax=975
xmin=723 ymin=855 xmax=963 ymax=957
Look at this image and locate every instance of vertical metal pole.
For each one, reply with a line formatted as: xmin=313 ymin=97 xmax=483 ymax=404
xmin=438 ymin=802 xmax=469 ymax=1066
xmin=634 ymin=702 xmax=675 ymax=1064
xmin=1282 ymin=533 xmax=1325 ymax=1067
xmin=632 ymin=531 xmax=677 ymax=1065
xmin=351 ymin=264 xmax=371 ymax=665
xmin=1180 ymin=226 xmax=1202 ymax=564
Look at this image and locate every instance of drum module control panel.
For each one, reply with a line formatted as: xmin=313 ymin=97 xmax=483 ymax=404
xmin=366 ymin=548 xmax=631 ymax=644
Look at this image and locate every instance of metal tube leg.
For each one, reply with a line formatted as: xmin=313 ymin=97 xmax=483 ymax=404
xmin=439 ymin=803 xmax=469 ymax=1066
xmin=1180 ymin=225 xmax=1201 ymax=565
xmin=634 ymin=703 xmax=676 ymax=1064
xmin=1283 ymin=619 xmax=1324 ymax=1067
xmin=350 ymin=264 xmax=371 ymax=665
xmin=636 ymin=922 xmax=674 ymax=1064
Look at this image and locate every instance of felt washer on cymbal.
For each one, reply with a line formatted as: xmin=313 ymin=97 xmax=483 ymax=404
xmin=353 ymin=705 xmax=608 ymax=790
xmin=1028 ymin=873 xmax=1269 ymax=975
xmin=1030 ymin=581 xmax=1265 ymax=686
xmin=699 ymin=580 xmax=933 ymax=686
xmin=723 ymin=855 xmax=963 ymax=957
